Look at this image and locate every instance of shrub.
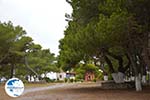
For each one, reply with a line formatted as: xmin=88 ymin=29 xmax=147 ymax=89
xmin=44 ymin=77 xmax=55 ymax=83
xmin=93 ymin=78 xmax=97 ymax=82
xmin=70 ymin=78 xmax=74 ymax=83
xmin=65 ymin=78 xmax=68 ymax=82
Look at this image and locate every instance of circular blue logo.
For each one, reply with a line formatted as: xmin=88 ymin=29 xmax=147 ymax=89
xmin=5 ymin=78 xmax=24 ymax=97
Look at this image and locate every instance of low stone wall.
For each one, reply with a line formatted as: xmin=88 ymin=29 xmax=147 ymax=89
xmin=101 ymin=81 xmax=135 ymax=89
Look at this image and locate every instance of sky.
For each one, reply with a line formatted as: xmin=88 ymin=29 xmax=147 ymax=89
xmin=0 ymin=0 xmax=72 ymax=55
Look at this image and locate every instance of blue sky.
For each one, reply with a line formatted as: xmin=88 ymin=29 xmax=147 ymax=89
xmin=0 ymin=0 xmax=72 ymax=55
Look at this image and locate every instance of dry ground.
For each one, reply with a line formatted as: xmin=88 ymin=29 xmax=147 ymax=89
xmin=0 ymin=82 xmax=150 ymax=100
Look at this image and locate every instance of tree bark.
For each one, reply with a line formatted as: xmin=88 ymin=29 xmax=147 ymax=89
xmin=106 ymin=51 xmax=124 ymax=72
xmin=124 ymin=53 xmax=131 ymax=72
xmin=127 ymin=52 xmax=142 ymax=91
xmin=142 ymin=75 xmax=146 ymax=84
xmin=106 ymin=51 xmax=130 ymax=83
xmin=104 ymin=55 xmax=115 ymax=73
xmin=135 ymin=73 xmax=142 ymax=91
xmin=0 ymin=52 xmax=9 ymax=64
xmin=10 ymin=64 xmax=15 ymax=78
xmin=24 ymin=56 xmax=39 ymax=77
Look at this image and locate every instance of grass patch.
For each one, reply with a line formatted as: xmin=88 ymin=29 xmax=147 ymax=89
xmin=24 ymin=83 xmax=56 ymax=88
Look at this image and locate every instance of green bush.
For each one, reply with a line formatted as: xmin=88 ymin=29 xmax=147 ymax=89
xmin=44 ymin=77 xmax=55 ymax=83
xmin=69 ymin=78 xmax=74 ymax=83
xmin=65 ymin=78 xmax=68 ymax=82
xmin=22 ymin=79 xmax=29 ymax=83
xmin=55 ymin=80 xmax=64 ymax=83
xmin=108 ymin=74 xmax=113 ymax=80
xmin=93 ymin=78 xmax=97 ymax=82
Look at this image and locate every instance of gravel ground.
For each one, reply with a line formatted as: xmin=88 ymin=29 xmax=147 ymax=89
xmin=1 ymin=82 xmax=150 ymax=100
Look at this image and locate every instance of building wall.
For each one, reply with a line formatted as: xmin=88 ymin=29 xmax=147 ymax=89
xmin=46 ymin=72 xmax=57 ymax=80
xmin=57 ymin=72 xmax=66 ymax=81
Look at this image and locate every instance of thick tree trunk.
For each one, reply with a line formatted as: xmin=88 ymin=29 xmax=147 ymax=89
xmin=124 ymin=54 xmax=131 ymax=72
xmin=106 ymin=51 xmax=125 ymax=72
xmin=103 ymin=52 xmax=126 ymax=83
xmin=141 ymin=63 xmax=147 ymax=85
xmin=106 ymin=51 xmax=131 ymax=83
xmin=104 ymin=55 xmax=115 ymax=73
xmin=127 ymin=52 xmax=142 ymax=91
xmin=139 ymin=53 xmax=147 ymax=85
xmin=135 ymin=73 xmax=142 ymax=91
xmin=147 ymin=71 xmax=150 ymax=84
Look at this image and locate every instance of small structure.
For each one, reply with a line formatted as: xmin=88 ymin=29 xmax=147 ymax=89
xmin=85 ymin=71 xmax=95 ymax=81
xmin=66 ymin=72 xmax=76 ymax=80
xmin=46 ymin=72 xmax=57 ymax=80
xmin=26 ymin=75 xmax=39 ymax=82
xmin=0 ymin=77 xmax=7 ymax=82
xmin=57 ymin=72 xmax=66 ymax=81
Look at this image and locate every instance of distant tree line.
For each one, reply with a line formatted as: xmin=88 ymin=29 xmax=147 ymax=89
xmin=0 ymin=21 xmax=58 ymax=80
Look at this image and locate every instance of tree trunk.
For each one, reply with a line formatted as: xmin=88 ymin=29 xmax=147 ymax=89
xmin=10 ymin=64 xmax=15 ymax=78
xmin=106 ymin=51 xmax=129 ymax=83
xmin=141 ymin=63 xmax=147 ymax=85
xmin=127 ymin=52 xmax=142 ymax=91
xmin=135 ymin=73 xmax=142 ymax=91
xmin=0 ymin=52 xmax=9 ymax=64
xmin=139 ymin=53 xmax=147 ymax=85
xmin=148 ymin=71 xmax=150 ymax=84
xmin=142 ymin=75 xmax=146 ymax=84
xmin=104 ymin=55 xmax=115 ymax=73
xmin=106 ymin=51 xmax=125 ymax=73
xmin=24 ymin=56 xmax=38 ymax=76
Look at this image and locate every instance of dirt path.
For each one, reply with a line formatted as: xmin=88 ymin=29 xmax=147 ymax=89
xmin=1 ymin=82 xmax=150 ymax=100
xmin=23 ymin=83 xmax=76 ymax=95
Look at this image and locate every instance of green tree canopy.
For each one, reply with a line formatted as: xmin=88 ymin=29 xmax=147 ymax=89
xmin=0 ymin=21 xmax=58 ymax=79
xmin=59 ymin=0 xmax=150 ymax=91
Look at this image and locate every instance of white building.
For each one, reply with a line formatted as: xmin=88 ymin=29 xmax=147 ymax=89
xmin=57 ymin=72 xmax=66 ymax=81
xmin=45 ymin=72 xmax=57 ymax=80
